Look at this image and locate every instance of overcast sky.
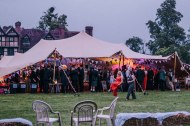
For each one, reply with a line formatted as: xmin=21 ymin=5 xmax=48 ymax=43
xmin=0 ymin=0 xmax=189 ymax=44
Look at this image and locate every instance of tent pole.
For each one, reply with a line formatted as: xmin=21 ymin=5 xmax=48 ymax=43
xmin=119 ymin=53 xmax=121 ymax=70
xmin=53 ymin=49 xmax=56 ymax=83
xmin=122 ymin=54 xmax=125 ymax=66
xmin=174 ymin=52 xmax=177 ymax=78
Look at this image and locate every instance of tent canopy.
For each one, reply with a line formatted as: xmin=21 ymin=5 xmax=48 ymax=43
xmin=0 ymin=32 xmax=168 ymax=77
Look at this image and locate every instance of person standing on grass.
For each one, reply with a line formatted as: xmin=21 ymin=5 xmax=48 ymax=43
xmin=126 ymin=70 xmax=136 ymax=100
xmin=60 ymin=67 xmax=69 ymax=93
xmin=159 ymin=66 xmax=166 ymax=91
xmin=43 ymin=64 xmax=51 ymax=93
xmin=110 ymin=71 xmax=123 ymax=96
xmin=70 ymin=65 xmax=79 ymax=92
xmin=147 ymin=67 xmax=154 ymax=90
xmin=136 ymin=66 xmax=145 ymax=92
xmin=91 ymin=67 xmax=98 ymax=92
xmin=78 ymin=65 xmax=84 ymax=92
xmin=39 ymin=65 xmax=44 ymax=93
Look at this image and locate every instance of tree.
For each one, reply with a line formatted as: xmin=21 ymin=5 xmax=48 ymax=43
xmin=187 ymin=28 xmax=190 ymax=40
xmin=125 ymin=36 xmax=144 ymax=53
xmin=146 ymin=0 xmax=190 ymax=63
xmin=38 ymin=7 xmax=68 ymax=31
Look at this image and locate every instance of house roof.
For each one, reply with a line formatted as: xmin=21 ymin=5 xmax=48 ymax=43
xmin=0 ymin=27 xmax=5 ymax=36
xmin=6 ymin=27 xmax=19 ymax=36
xmin=20 ymin=29 xmax=45 ymax=47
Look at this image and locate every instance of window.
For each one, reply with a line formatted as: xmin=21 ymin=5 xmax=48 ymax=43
xmin=14 ymin=48 xmax=18 ymax=53
xmin=14 ymin=37 xmax=18 ymax=42
xmin=10 ymin=42 xmax=13 ymax=47
xmin=2 ymin=37 xmax=5 ymax=41
xmin=45 ymin=35 xmax=54 ymax=40
xmin=4 ymin=48 xmax=7 ymax=55
xmin=9 ymin=37 xmax=14 ymax=42
xmin=2 ymin=42 xmax=5 ymax=46
xmin=14 ymin=42 xmax=18 ymax=46
xmin=0 ymin=48 xmax=3 ymax=55
xmin=6 ymin=42 xmax=10 ymax=47
xmin=8 ymin=48 xmax=14 ymax=56
xmin=22 ymin=36 xmax=30 ymax=46
xmin=0 ymin=37 xmax=1 ymax=46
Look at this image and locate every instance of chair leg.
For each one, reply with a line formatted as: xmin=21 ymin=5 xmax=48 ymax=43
xmin=76 ymin=122 xmax=78 ymax=126
xmin=59 ymin=120 xmax=62 ymax=126
xmin=71 ymin=118 xmax=73 ymax=126
xmin=93 ymin=117 xmax=97 ymax=126
xmin=111 ymin=118 xmax=115 ymax=126
xmin=58 ymin=117 xmax=62 ymax=126
xmin=98 ymin=118 xmax=101 ymax=126
xmin=106 ymin=119 xmax=112 ymax=126
xmin=47 ymin=123 xmax=52 ymax=126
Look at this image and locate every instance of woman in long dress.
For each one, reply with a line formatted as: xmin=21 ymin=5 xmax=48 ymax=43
xmin=110 ymin=71 xmax=123 ymax=96
xmin=143 ymin=68 xmax=148 ymax=91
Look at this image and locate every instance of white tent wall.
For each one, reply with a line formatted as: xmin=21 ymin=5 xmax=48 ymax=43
xmin=0 ymin=32 xmax=168 ymax=78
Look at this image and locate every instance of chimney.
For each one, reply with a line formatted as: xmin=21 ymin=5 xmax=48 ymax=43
xmin=85 ymin=26 xmax=93 ymax=36
xmin=15 ymin=21 xmax=22 ymax=33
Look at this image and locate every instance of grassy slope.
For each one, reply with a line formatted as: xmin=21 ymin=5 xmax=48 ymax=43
xmin=0 ymin=91 xmax=190 ymax=125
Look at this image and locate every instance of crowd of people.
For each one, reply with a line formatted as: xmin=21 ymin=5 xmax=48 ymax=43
xmin=1 ymin=61 xmax=182 ymax=97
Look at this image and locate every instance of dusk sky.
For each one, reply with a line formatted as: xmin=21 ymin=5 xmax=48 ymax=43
xmin=0 ymin=0 xmax=189 ymax=44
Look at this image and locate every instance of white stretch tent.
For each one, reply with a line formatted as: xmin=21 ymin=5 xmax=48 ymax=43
xmin=0 ymin=32 xmax=167 ymax=77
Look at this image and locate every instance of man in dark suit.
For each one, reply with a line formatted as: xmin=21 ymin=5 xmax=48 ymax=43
xmin=39 ymin=66 xmax=44 ymax=93
xmin=70 ymin=65 xmax=79 ymax=92
xmin=147 ymin=67 xmax=154 ymax=90
xmin=78 ymin=65 xmax=84 ymax=92
xmin=43 ymin=64 xmax=51 ymax=93
xmin=60 ymin=68 xmax=69 ymax=93
xmin=136 ymin=66 xmax=145 ymax=92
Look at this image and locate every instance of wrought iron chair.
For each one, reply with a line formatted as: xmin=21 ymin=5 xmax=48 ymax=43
xmin=71 ymin=100 xmax=98 ymax=126
xmin=32 ymin=100 xmax=62 ymax=126
xmin=94 ymin=97 xmax=119 ymax=126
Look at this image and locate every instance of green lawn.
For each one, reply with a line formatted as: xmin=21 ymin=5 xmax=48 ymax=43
xmin=0 ymin=91 xmax=190 ymax=126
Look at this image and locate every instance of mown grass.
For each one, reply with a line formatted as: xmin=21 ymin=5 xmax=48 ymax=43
xmin=0 ymin=91 xmax=190 ymax=126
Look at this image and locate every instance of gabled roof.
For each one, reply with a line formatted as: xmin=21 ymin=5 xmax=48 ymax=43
xmin=64 ymin=31 xmax=79 ymax=38
xmin=6 ymin=27 xmax=19 ymax=36
xmin=22 ymin=34 xmax=30 ymax=39
xmin=0 ymin=27 xmax=5 ymax=36
xmin=20 ymin=29 xmax=45 ymax=47
xmin=44 ymin=32 xmax=55 ymax=40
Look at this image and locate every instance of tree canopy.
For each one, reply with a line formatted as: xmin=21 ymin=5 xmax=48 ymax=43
xmin=146 ymin=0 xmax=190 ymax=63
xmin=125 ymin=36 xmax=144 ymax=53
xmin=38 ymin=7 xmax=68 ymax=31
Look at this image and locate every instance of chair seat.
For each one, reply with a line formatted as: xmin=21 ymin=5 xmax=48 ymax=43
xmin=97 ymin=114 xmax=112 ymax=119
xmin=73 ymin=117 xmax=94 ymax=123
xmin=38 ymin=118 xmax=59 ymax=123
xmin=49 ymin=118 xmax=59 ymax=123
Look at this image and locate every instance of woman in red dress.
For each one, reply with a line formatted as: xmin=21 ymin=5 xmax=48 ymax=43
xmin=110 ymin=71 xmax=123 ymax=96
xmin=143 ymin=68 xmax=148 ymax=91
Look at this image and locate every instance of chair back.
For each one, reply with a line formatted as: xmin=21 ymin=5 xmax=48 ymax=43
xmin=109 ymin=97 xmax=119 ymax=118
xmin=32 ymin=100 xmax=52 ymax=122
xmin=73 ymin=100 xmax=97 ymax=123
